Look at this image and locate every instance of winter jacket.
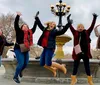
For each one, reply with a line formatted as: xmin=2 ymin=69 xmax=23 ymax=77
xmin=35 ymin=17 xmax=70 ymax=49
xmin=14 ymin=15 xmax=37 ymax=49
xmin=69 ymin=15 xmax=97 ymax=60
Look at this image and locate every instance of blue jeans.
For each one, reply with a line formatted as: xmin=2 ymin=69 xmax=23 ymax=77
xmin=40 ymin=48 xmax=54 ymax=66
xmin=14 ymin=49 xmax=29 ymax=78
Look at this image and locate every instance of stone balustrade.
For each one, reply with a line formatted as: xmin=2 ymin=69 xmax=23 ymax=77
xmin=1 ymin=58 xmax=100 ymax=83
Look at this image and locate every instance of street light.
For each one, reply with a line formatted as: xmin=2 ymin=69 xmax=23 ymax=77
xmin=50 ymin=0 xmax=70 ymax=30
xmin=50 ymin=0 xmax=71 ymax=59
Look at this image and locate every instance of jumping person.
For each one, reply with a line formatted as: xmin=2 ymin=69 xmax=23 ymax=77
xmin=94 ymin=24 xmax=100 ymax=49
xmin=35 ymin=13 xmax=72 ymax=77
xmin=67 ymin=13 xmax=97 ymax=85
xmin=0 ymin=29 xmax=14 ymax=66
xmin=13 ymin=12 xmax=37 ymax=83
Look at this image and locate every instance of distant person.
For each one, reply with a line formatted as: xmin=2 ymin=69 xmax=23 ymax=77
xmin=67 ymin=13 xmax=97 ymax=85
xmin=35 ymin=13 xmax=72 ymax=77
xmin=13 ymin=12 xmax=37 ymax=83
xmin=94 ymin=24 xmax=100 ymax=49
xmin=0 ymin=29 xmax=14 ymax=66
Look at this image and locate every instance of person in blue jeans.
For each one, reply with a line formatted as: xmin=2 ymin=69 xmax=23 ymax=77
xmin=35 ymin=13 xmax=72 ymax=77
xmin=13 ymin=12 xmax=37 ymax=83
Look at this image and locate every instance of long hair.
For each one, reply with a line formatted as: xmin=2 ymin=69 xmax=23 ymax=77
xmin=44 ymin=21 xmax=56 ymax=28
xmin=20 ymin=24 xmax=29 ymax=30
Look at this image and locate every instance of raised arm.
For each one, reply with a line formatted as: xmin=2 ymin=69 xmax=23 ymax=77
xmin=56 ymin=20 xmax=73 ymax=36
xmin=31 ymin=12 xmax=39 ymax=33
xmin=87 ymin=13 xmax=98 ymax=35
xmin=69 ymin=24 xmax=76 ymax=35
xmin=67 ymin=14 xmax=76 ymax=35
xmin=56 ymin=24 xmax=69 ymax=36
xmin=4 ymin=37 xmax=14 ymax=46
xmin=94 ymin=24 xmax=100 ymax=37
xmin=5 ymin=41 xmax=14 ymax=46
xmin=35 ymin=17 xmax=45 ymax=31
xmin=31 ymin=20 xmax=37 ymax=33
xmin=14 ymin=12 xmax=22 ymax=31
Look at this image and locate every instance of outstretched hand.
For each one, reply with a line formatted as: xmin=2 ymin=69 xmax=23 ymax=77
xmin=93 ymin=13 xmax=98 ymax=18
xmin=16 ymin=12 xmax=22 ymax=16
xmin=67 ymin=14 xmax=73 ymax=24
xmin=67 ymin=14 xmax=71 ymax=21
xmin=68 ymin=19 xmax=73 ymax=24
xmin=35 ymin=11 xmax=39 ymax=19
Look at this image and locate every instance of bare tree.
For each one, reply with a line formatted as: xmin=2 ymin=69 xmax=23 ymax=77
xmin=0 ymin=13 xmax=25 ymax=57
xmin=0 ymin=13 xmax=25 ymax=42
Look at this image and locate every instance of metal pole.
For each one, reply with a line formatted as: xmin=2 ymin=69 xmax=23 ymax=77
xmin=57 ymin=0 xmax=63 ymax=30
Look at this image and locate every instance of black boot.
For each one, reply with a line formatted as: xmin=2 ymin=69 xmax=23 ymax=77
xmin=13 ymin=77 xmax=20 ymax=83
xmin=19 ymin=72 xmax=23 ymax=78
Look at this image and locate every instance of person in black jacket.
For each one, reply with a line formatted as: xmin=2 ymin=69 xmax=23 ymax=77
xmin=35 ymin=14 xmax=72 ymax=77
xmin=0 ymin=29 xmax=14 ymax=66
xmin=13 ymin=12 xmax=37 ymax=83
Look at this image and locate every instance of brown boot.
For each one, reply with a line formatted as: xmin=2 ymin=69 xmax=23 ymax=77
xmin=61 ymin=64 xmax=67 ymax=74
xmin=70 ymin=75 xmax=77 ymax=85
xmin=87 ymin=76 xmax=94 ymax=85
xmin=44 ymin=65 xmax=57 ymax=77
xmin=52 ymin=62 xmax=67 ymax=74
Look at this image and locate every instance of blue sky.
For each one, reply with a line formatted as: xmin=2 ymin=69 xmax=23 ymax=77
xmin=0 ymin=0 xmax=100 ymax=54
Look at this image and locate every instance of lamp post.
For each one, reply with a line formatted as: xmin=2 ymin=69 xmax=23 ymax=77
xmin=50 ymin=0 xmax=70 ymax=30
xmin=50 ymin=0 xmax=71 ymax=59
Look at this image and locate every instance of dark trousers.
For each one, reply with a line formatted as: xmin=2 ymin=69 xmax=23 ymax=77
xmin=73 ymin=53 xmax=91 ymax=76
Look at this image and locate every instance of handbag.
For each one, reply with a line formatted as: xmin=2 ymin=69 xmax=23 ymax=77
xmin=19 ymin=44 xmax=30 ymax=52
xmin=74 ymin=44 xmax=82 ymax=54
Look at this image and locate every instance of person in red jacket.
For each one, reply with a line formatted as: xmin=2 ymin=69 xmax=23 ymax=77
xmin=67 ymin=13 xmax=97 ymax=85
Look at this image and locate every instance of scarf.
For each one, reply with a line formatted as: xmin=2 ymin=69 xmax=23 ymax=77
xmin=24 ymin=29 xmax=33 ymax=48
xmin=79 ymin=30 xmax=88 ymax=54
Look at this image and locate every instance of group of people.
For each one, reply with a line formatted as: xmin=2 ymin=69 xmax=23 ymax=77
xmin=0 ymin=11 xmax=99 ymax=85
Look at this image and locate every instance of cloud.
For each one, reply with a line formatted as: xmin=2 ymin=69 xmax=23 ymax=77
xmin=0 ymin=0 xmax=100 ymax=54
xmin=0 ymin=3 xmax=13 ymax=14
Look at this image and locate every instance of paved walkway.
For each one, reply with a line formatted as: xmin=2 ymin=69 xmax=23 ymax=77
xmin=0 ymin=77 xmax=100 ymax=85
xmin=0 ymin=65 xmax=100 ymax=85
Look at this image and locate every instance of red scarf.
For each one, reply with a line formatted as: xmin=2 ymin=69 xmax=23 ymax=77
xmin=24 ymin=29 xmax=33 ymax=48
